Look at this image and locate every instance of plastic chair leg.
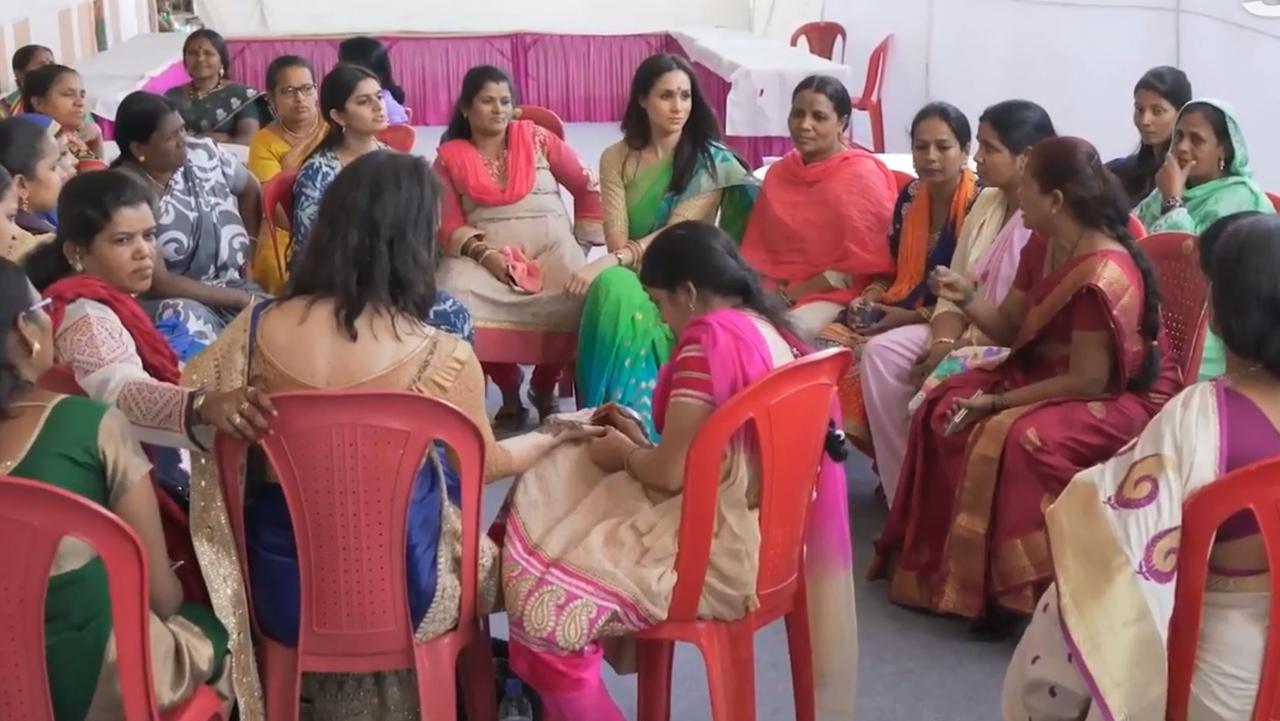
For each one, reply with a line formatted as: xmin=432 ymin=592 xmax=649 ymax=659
xmin=162 ymin=684 xmax=227 ymax=721
xmin=459 ymin=631 xmax=498 ymax=721
xmin=697 ymin=625 xmax=756 ymax=721
xmin=415 ymin=634 xmax=462 ymax=721
xmin=869 ymin=104 xmax=886 ymax=153
xmin=263 ymin=640 xmax=302 ymax=721
xmin=785 ymin=603 xmax=817 ymax=721
xmin=635 ymin=638 xmax=675 ymax=721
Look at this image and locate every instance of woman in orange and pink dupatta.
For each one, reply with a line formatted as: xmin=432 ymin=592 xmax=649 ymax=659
xmin=501 ymin=221 xmax=858 ymax=721
xmin=872 ymin=137 xmax=1184 ymax=626
xmin=434 ymin=65 xmax=602 ymax=428
xmin=740 ymin=74 xmax=897 ymax=343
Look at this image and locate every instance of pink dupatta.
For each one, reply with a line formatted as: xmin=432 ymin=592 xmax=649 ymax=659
xmin=433 ymin=119 xmax=538 ymax=206
xmin=973 ymin=208 xmax=1032 ymax=305
xmin=655 ymin=309 xmax=858 ymax=721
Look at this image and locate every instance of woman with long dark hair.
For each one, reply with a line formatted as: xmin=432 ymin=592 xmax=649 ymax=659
xmin=568 ymin=53 xmax=758 ymax=436
xmin=164 ymin=28 xmax=270 ymax=145
xmin=187 ymin=151 xmax=593 ymax=721
xmin=434 ymin=64 xmax=602 ymax=428
xmin=1105 ymin=66 xmax=1192 ymax=206
xmin=1004 ymin=212 xmax=1280 ymax=721
xmin=338 ymin=35 xmax=410 ymax=124
xmin=0 ymin=256 xmax=233 ymax=721
xmin=862 ymin=99 xmax=1056 ymax=503
xmin=504 ymin=220 xmax=856 ymax=721
xmin=290 ymin=64 xmax=388 ymax=263
xmin=872 ymin=137 xmax=1183 ymax=624
xmin=0 ymin=116 xmax=65 ymax=261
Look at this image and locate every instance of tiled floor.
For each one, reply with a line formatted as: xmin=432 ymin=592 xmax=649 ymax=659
xmin=428 ymin=122 xmax=1017 ymax=721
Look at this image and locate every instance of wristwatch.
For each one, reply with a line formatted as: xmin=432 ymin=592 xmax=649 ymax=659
xmin=1161 ymin=196 xmax=1184 ymax=214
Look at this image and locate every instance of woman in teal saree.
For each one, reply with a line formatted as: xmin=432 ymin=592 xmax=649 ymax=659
xmin=566 ymin=53 xmax=758 ymax=435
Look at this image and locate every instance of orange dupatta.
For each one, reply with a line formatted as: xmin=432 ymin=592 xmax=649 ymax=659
xmin=881 ymin=169 xmax=978 ymax=305
xmin=434 ymin=119 xmax=538 ymax=206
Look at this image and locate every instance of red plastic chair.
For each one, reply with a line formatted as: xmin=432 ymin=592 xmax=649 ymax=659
xmin=262 ymin=168 xmax=299 ymax=278
xmin=1138 ymin=231 xmax=1208 ymax=383
xmin=0 ymin=475 xmax=225 ymax=721
xmin=1167 ymin=457 xmax=1280 ymax=721
xmin=632 ymin=348 xmax=852 ymax=721
xmin=38 ymin=365 xmax=85 ymax=395
xmin=516 ymin=105 xmax=566 ymax=140
xmin=1267 ymin=191 xmax=1280 ymax=213
xmin=213 ymin=391 xmax=497 ymax=721
xmin=789 ymin=21 xmax=847 ymax=61
xmin=378 ymin=124 xmax=417 ymax=153
xmin=891 ymin=169 xmax=914 ymax=192
xmin=851 ymin=35 xmax=892 ymax=153
xmin=1128 ymin=213 xmax=1147 ymax=238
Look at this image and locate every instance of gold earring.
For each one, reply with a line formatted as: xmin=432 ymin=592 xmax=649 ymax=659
xmin=1219 ymin=158 xmax=1226 ymax=173
xmin=18 ymin=195 xmax=28 ymax=213
xmin=138 ymin=155 xmax=146 ymax=163
xmin=30 ymin=340 xmax=40 ymax=358
xmin=72 ymin=258 xmax=83 ymax=273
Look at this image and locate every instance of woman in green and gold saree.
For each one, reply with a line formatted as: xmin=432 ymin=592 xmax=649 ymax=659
xmin=0 ymin=257 xmax=231 ymax=721
xmin=564 ymin=53 xmax=758 ymax=436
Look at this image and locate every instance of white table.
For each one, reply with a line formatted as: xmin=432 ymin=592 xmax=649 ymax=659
xmin=78 ymin=32 xmax=190 ymax=120
xmin=670 ymin=27 xmax=857 ymax=138
xmin=753 ymin=152 xmax=922 ymax=180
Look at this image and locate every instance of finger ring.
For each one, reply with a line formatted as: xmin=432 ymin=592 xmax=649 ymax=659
xmin=231 ymin=413 xmax=244 ymax=426
xmin=238 ymin=401 xmax=250 ymax=414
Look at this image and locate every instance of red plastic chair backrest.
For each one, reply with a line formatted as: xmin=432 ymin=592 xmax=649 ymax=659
xmin=1138 ymin=231 xmax=1208 ymax=383
xmin=859 ymin=35 xmax=893 ymax=106
xmin=214 ymin=390 xmax=486 ymax=670
xmin=891 ymin=169 xmax=914 ymax=192
xmin=377 ymin=124 xmax=417 ymax=153
xmin=0 ymin=476 xmax=161 ymax=721
xmin=1266 ymin=192 xmax=1280 ymax=213
xmin=789 ymin=21 xmax=847 ymax=61
xmin=517 ymin=105 xmax=566 ymax=140
xmin=1128 ymin=213 xmax=1147 ymax=239
xmin=262 ymin=168 xmax=299 ymax=274
xmin=665 ymin=349 xmax=851 ymax=621
xmin=1167 ymin=457 xmax=1280 ymax=721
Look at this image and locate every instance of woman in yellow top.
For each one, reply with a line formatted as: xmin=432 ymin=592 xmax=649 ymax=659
xmin=246 ymin=55 xmax=326 ymax=293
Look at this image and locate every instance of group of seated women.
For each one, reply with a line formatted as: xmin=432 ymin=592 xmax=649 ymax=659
xmin=1 ymin=31 xmax=1278 ymax=721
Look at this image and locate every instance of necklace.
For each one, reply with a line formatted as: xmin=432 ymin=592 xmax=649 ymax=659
xmin=187 ymin=78 xmax=225 ymax=100
xmin=1050 ymin=229 xmax=1088 ymax=270
xmin=138 ymin=165 xmax=172 ymax=195
xmin=277 ymin=115 xmax=317 ymax=142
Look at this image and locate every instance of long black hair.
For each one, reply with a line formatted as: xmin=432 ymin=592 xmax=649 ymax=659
xmin=110 ymin=91 xmax=180 ymax=166
xmin=441 ymin=65 xmax=513 ymax=143
xmin=910 ymin=101 xmax=972 ymax=149
xmin=23 ymin=170 xmax=155 ymax=290
xmin=1199 ymin=211 xmax=1263 ymax=276
xmin=791 ymin=74 xmax=852 ymax=130
xmin=1120 ymin=66 xmax=1192 ymax=201
xmin=19 ymin=63 xmax=77 ymax=112
xmin=0 ymin=257 xmax=37 ymax=416
xmin=183 ymin=28 xmax=233 ymax=80
xmin=1026 ymin=136 xmax=1162 ymax=390
xmin=264 ymin=54 xmax=314 ymax=92
xmin=0 ymin=116 xmax=56 ymax=177
xmin=638 ymin=220 xmax=790 ymax=332
xmin=311 ymin=64 xmax=381 ymax=157
xmin=284 ymin=151 xmax=440 ymax=340
xmin=338 ymin=36 xmax=404 ymax=105
xmin=622 ymin=54 xmax=724 ymax=195
xmin=1203 ymin=214 xmax=1280 ymax=378
xmin=978 ymin=99 xmax=1056 ymax=155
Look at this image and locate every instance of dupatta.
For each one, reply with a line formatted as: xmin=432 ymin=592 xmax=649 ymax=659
xmin=44 ymin=274 xmax=181 ymax=383
xmin=654 ymin=309 xmax=857 ymax=721
xmin=739 ymin=148 xmax=896 ymax=306
xmin=1040 ymin=381 xmax=1222 ymax=721
xmin=882 ymin=169 xmax=978 ymax=306
xmin=277 ymin=121 xmax=331 ymax=171
xmin=435 ymin=119 xmax=538 ymax=206
xmin=626 ymin=142 xmax=759 ymax=242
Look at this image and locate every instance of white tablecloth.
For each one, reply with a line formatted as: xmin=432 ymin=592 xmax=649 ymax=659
xmin=78 ymin=32 xmax=189 ymax=120
xmin=670 ymin=27 xmax=857 ymax=138
xmin=754 ymin=152 xmax=921 ymax=180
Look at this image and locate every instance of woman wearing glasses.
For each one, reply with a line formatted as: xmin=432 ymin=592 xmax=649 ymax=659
xmin=247 ymin=55 xmax=325 ymax=293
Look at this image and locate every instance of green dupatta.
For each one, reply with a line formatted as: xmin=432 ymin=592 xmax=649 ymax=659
xmin=625 ymin=141 xmax=759 ymax=242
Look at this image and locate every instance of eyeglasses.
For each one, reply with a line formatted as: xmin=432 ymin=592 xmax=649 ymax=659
xmin=24 ymin=298 xmax=52 ymax=317
xmin=277 ymin=84 xmax=316 ymax=98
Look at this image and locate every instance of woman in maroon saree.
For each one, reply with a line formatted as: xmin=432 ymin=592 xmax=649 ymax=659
xmin=872 ymin=137 xmax=1184 ymax=621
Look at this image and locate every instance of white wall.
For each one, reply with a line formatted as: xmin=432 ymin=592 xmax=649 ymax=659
xmin=825 ymin=0 xmax=1280 ymax=189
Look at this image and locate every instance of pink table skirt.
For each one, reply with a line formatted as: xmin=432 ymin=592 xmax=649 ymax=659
xmin=226 ymin=33 xmax=667 ymax=126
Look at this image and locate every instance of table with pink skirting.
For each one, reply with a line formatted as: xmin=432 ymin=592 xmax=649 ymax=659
xmin=79 ymin=32 xmax=191 ymax=140
xmin=223 ymin=28 xmax=856 ymax=167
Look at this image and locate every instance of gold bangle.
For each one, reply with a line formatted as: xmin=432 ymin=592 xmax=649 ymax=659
xmin=931 ymin=337 xmax=956 ymax=347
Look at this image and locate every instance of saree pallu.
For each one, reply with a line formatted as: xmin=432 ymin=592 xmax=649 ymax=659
xmin=246 ymin=122 xmax=329 ymax=294
xmin=164 ymin=82 xmax=271 ymax=136
xmin=505 ymin=309 xmax=857 ymax=721
xmin=1003 ymin=382 xmax=1267 ymax=721
xmin=819 ymin=172 xmax=978 ymax=444
xmin=873 ymin=244 xmax=1182 ymax=619
xmin=578 ymin=143 xmax=759 ymax=437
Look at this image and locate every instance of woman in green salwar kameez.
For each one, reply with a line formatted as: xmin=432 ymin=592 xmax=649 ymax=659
xmin=565 ymin=53 xmax=758 ymax=435
xmin=0 ymin=258 xmax=231 ymax=721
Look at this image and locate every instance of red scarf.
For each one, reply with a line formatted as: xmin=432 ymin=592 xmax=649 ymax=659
xmin=44 ymin=274 xmax=181 ymax=384
xmin=435 ymin=119 xmax=538 ymax=206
